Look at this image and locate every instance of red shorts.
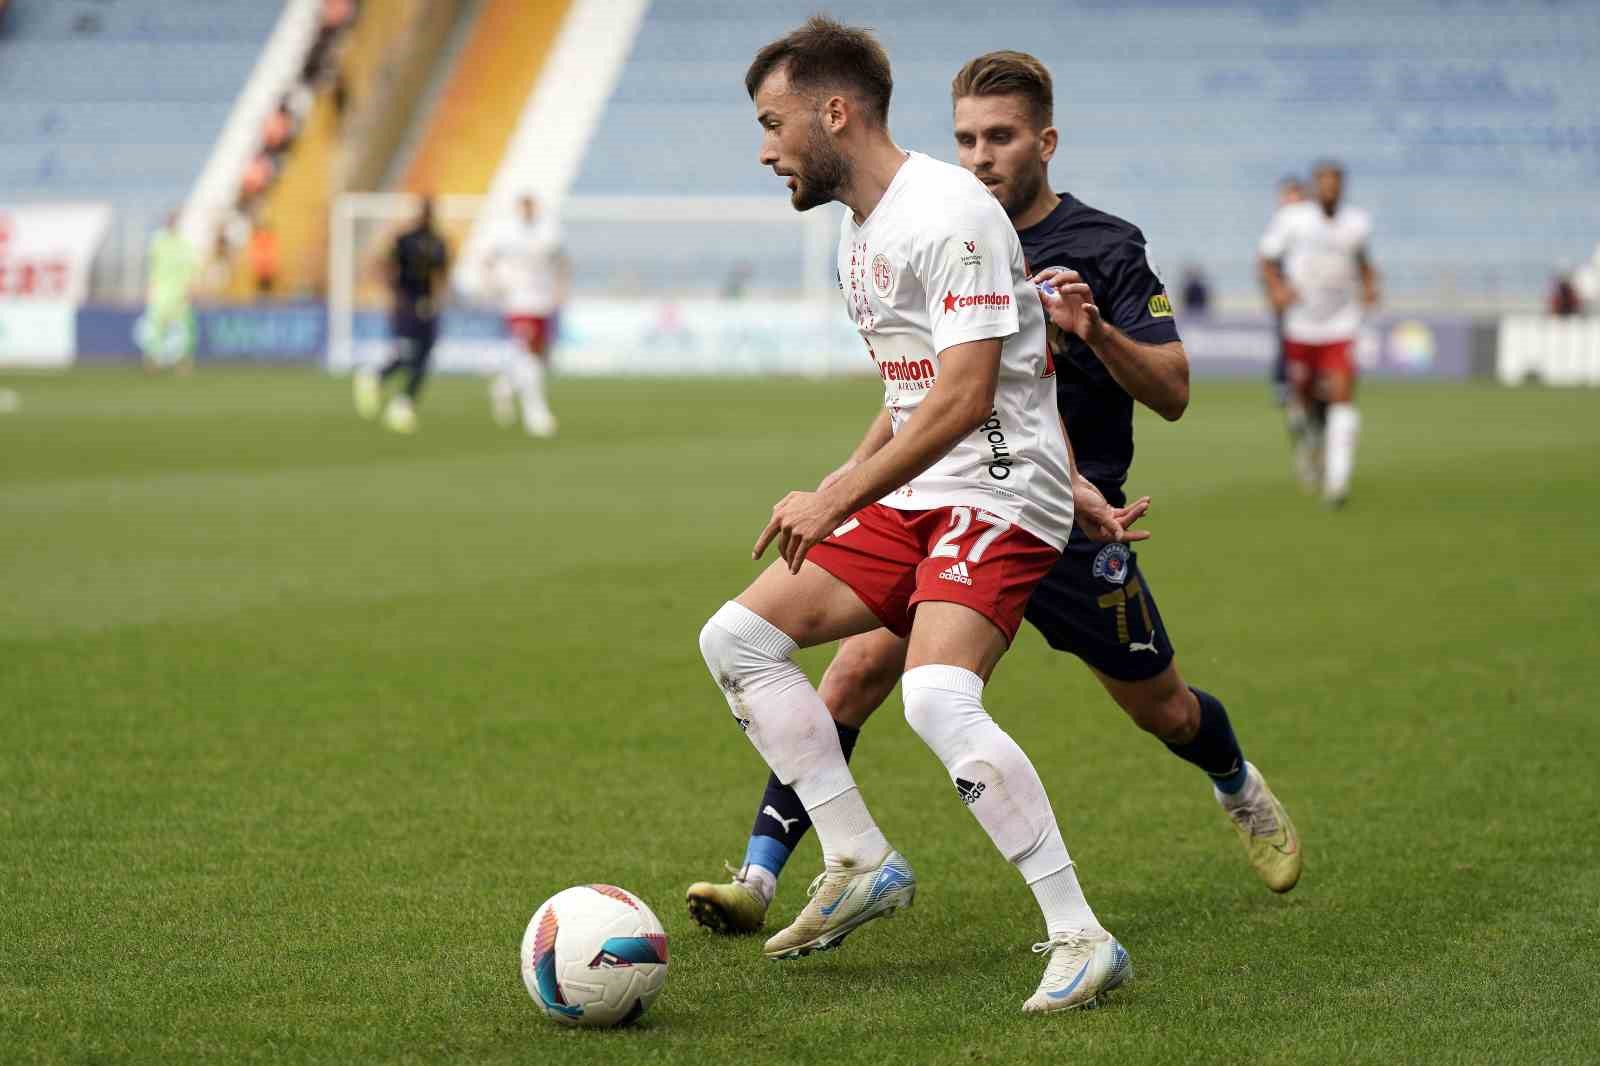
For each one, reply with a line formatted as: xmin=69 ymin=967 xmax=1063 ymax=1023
xmin=1284 ymin=339 xmax=1354 ymax=379
xmin=805 ymin=502 xmax=1059 ymax=644
xmin=506 ymin=315 xmax=551 ymax=351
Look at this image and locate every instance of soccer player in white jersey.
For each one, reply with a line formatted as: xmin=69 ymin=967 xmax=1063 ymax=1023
xmin=696 ymin=17 xmax=1128 ymax=1013
xmin=1259 ymin=161 xmax=1380 ymax=506
xmin=484 ymin=194 xmax=564 ymax=438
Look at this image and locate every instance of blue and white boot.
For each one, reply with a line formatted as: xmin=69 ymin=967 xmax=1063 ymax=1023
xmin=1022 ymin=929 xmax=1132 ymax=1013
xmin=761 ymin=849 xmax=915 ymax=960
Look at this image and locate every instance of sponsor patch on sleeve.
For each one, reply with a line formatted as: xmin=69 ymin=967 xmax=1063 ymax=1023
xmin=951 ymin=234 xmax=983 ymax=269
xmin=1147 ymin=293 xmax=1174 ymax=318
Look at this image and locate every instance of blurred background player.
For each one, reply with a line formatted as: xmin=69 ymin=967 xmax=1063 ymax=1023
xmin=354 ymin=197 xmax=450 ymax=434
xmin=484 ymin=193 xmax=565 ymax=438
xmin=1259 ymin=161 xmax=1379 ymax=506
xmin=135 ymin=211 xmax=198 ymax=374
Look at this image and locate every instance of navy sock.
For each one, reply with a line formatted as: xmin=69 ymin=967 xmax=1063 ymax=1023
xmin=743 ymin=721 xmax=859 ymax=875
xmin=1162 ymin=687 xmax=1249 ymax=794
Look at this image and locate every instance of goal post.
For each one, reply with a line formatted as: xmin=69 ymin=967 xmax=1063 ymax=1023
xmin=327 ymin=193 xmax=856 ymax=377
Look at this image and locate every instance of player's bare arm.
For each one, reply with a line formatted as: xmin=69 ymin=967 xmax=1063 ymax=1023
xmin=1356 ymin=249 xmax=1380 ymax=308
xmin=1259 ymin=256 xmax=1299 ymax=312
xmin=753 ymin=338 xmax=1003 ymax=572
xmin=1033 ymin=267 xmax=1189 ymax=421
xmin=816 ymin=408 xmax=893 ymax=493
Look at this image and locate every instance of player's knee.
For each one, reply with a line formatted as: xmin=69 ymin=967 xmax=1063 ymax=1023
xmin=901 ymin=682 xmax=937 ymax=741
xmin=697 ymin=610 xmax=745 ymax=680
xmin=901 ymin=665 xmax=987 ymax=759
xmin=699 ymin=602 xmax=790 ymax=681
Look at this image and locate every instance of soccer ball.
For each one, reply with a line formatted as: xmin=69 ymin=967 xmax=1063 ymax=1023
xmin=520 ymin=884 xmax=669 ymax=1028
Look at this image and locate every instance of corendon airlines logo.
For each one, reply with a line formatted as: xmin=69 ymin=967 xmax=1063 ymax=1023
xmin=875 ymin=353 xmax=936 ymax=386
xmin=941 ymin=291 xmax=1012 ymax=314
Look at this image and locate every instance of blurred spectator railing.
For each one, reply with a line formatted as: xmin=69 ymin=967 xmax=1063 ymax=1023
xmin=215 ymin=1 xmax=443 ymax=299
xmin=180 ymin=1 xmax=321 ymax=274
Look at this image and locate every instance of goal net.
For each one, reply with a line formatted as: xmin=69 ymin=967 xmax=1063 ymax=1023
xmin=327 ymin=193 xmax=863 ymax=377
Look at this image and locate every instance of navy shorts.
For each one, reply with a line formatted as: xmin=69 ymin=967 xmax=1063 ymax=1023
xmin=1021 ymin=532 xmax=1175 ymax=682
xmin=392 ymin=306 xmax=438 ymax=347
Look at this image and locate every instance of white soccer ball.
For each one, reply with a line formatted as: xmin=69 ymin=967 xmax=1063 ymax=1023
xmin=520 ymin=884 xmax=669 ymax=1028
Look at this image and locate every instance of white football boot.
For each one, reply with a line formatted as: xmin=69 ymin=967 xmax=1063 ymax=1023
xmin=382 ymin=395 xmax=417 ymax=434
xmin=523 ymin=409 xmax=558 ymax=439
xmin=762 ymin=849 xmax=915 ymax=960
xmin=1022 ymin=929 xmax=1132 ymax=1014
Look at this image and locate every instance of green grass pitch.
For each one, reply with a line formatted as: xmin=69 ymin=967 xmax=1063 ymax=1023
xmin=2 ymin=368 xmax=1597 ymax=1065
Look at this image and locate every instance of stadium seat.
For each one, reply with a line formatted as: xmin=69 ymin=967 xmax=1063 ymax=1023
xmin=569 ymin=1 xmax=1600 ymax=302
xmin=0 ymin=1 xmax=278 ymax=236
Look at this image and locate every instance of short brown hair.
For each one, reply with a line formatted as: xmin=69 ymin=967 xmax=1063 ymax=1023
xmin=950 ymin=51 xmax=1053 ymax=131
xmin=745 ymin=15 xmax=893 ymax=127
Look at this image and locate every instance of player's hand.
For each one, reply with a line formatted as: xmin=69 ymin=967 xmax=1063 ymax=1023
xmin=1032 ymin=268 xmax=1107 ymax=347
xmin=1269 ymin=284 xmax=1301 ymax=313
xmin=1073 ymin=477 xmax=1152 ymax=543
xmin=753 ymin=490 xmax=847 ymax=574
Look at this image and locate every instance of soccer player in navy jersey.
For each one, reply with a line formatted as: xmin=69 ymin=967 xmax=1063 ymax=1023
xmin=689 ymin=50 xmax=1302 ymax=944
xmin=354 ymin=197 xmax=451 ymax=434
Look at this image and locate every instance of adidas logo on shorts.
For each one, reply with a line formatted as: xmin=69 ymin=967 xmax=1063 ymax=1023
xmin=937 ymin=560 xmax=973 ymax=586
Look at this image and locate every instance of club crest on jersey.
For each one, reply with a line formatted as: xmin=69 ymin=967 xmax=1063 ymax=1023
xmin=1092 ymin=543 xmax=1132 ymax=586
xmin=872 ymin=254 xmax=894 ymax=297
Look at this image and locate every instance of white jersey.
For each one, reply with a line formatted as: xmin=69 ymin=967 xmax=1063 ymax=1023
xmin=487 ymin=216 xmax=563 ymax=316
xmin=838 ymin=152 xmax=1074 ymax=550
xmin=1258 ymin=201 xmax=1373 ymax=344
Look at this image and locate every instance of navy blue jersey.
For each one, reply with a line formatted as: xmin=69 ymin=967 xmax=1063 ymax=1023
xmin=390 ymin=226 xmax=449 ymax=316
xmin=1017 ymin=194 xmax=1180 ymax=506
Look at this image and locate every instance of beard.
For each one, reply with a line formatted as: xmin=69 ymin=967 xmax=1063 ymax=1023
xmin=789 ymin=115 xmax=851 ymax=211
xmin=994 ymin=165 xmax=1044 ymax=221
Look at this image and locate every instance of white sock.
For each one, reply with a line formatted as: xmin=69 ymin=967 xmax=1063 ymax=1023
xmin=808 ymin=788 xmax=890 ymax=869
xmin=513 ymin=354 xmax=552 ymax=422
xmin=1324 ymin=403 xmax=1360 ymax=498
xmin=1285 ymin=400 xmax=1309 ymax=442
xmin=739 ymin=863 xmax=777 ymax=905
xmin=699 ymin=603 xmax=886 ymax=868
xmin=1215 ymin=762 xmax=1262 ymax=812
xmin=490 ymin=371 xmax=514 ymax=406
xmin=901 ymin=665 xmax=1095 ymax=933
xmin=1029 ymin=863 xmax=1102 ymax=938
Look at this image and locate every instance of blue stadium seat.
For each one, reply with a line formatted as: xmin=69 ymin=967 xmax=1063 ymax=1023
xmin=0 ymin=1 xmax=276 ymax=209
xmin=571 ymin=0 xmax=1600 ymax=301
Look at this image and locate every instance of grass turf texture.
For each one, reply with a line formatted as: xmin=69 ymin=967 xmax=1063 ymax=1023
xmin=2 ymin=369 xmax=1597 ymax=1065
